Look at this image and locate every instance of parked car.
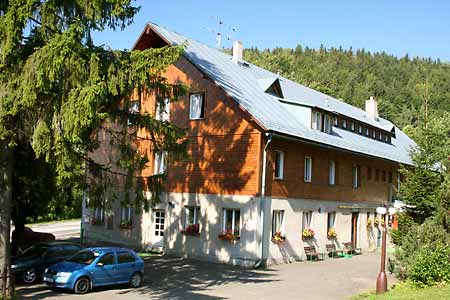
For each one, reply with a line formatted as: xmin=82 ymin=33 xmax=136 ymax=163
xmin=12 ymin=241 xmax=81 ymax=284
xmin=12 ymin=226 xmax=56 ymax=256
xmin=43 ymin=247 xmax=144 ymax=294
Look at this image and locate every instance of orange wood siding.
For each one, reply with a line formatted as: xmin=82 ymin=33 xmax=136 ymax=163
xmin=265 ymin=138 xmax=399 ymax=204
xmin=138 ymin=56 xmax=263 ymax=196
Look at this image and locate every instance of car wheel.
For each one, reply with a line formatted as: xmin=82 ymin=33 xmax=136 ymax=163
xmin=129 ymin=272 xmax=143 ymax=288
xmin=74 ymin=277 xmax=91 ymax=294
xmin=22 ymin=268 xmax=38 ymax=284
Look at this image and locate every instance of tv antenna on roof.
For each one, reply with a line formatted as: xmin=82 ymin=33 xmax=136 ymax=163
xmin=203 ymin=16 xmax=237 ymax=49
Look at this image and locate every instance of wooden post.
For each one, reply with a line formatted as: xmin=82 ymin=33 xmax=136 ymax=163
xmin=376 ymin=212 xmax=388 ymax=294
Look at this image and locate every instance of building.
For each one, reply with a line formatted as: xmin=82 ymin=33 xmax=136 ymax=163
xmin=83 ymin=23 xmax=416 ymax=267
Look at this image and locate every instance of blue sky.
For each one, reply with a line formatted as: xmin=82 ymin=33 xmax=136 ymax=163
xmin=93 ymin=0 xmax=450 ymax=61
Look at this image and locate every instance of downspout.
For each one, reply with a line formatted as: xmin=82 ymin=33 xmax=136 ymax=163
xmin=254 ymin=132 xmax=272 ymax=268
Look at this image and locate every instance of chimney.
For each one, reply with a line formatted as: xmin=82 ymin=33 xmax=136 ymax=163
xmin=365 ymin=96 xmax=379 ymax=120
xmin=232 ymin=40 xmax=243 ymax=64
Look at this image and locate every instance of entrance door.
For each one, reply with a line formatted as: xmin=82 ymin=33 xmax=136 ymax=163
xmin=152 ymin=210 xmax=165 ymax=246
xmin=351 ymin=212 xmax=359 ymax=247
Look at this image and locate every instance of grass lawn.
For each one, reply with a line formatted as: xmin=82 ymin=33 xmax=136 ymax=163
xmin=352 ymin=282 xmax=450 ymax=300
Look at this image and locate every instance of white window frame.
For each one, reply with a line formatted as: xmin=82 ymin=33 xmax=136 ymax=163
xmin=156 ymin=97 xmax=170 ymax=121
xmin=352 ymin=165 xmax=360 ymax=188
xmin=185 ymin=206 xmax=200 ymax=227
xmin=189 ymin=93 xmax=205 ymax=120
xmin=302 ymin=211 xmax=313 ymax=231
xmin=328 ymin=160 xmax=336 ymax=186
xmin=304 ymin=156 xmax=312 ymax=182
xmin=272 ymin=210 xmax=285 ymax=237
xmin=154 ymin=151 xmax=168 ymax=175
xmin=312 ymin=111 xmax=322 ymax=131
xmin=94 ymin=207 xmax=104 ymax=222
xmin=121 ymin=206 xmax=132 ymax=222
xmin=222 ymin=208 xmax=241 ymax=237
xmin=327 ymin=212 xmax=336 ymax=230
xmin=323 ymin=115 xmax=332 ymax=133
xmin=274 ymin=150 xmax=284 ymax=180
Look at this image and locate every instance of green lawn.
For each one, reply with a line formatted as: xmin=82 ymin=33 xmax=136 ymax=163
xmin=352 ymin=282 xmax=450 ymax=300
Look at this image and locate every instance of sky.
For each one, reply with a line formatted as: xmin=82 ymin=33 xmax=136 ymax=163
xmin=93 ymin=0 xmax=450 ymax=61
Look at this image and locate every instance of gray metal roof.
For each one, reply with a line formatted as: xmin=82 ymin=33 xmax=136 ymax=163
xmin=146 ymin=23 xmax=417 ymax=165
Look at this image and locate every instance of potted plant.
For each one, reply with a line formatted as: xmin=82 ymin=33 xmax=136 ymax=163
xmin=271 ymin=231 xmax=286 ymax=244
xmin=327 ymin=228 xmax=337 ymax=239
xmin=120 ymin=220 xmax=132 ymax=229
xmin=218 ymin=229 xmax=239 ymax=241
xmin=366 ymin=218 xmax=373 ymax=227
xmin=90 ymin=218 xmax=103 ymax=226
xmin=182 ymin=224 xmax=200 ymax=236
xmin=374 ymin=218 xmax=380 ymax=227
xmin=302 ymin=228 xmax=315 ymax=240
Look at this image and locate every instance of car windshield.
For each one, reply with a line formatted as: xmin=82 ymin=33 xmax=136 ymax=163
xmin=67 ymin=250 xmax=99 ymax=265
xmin=21 ymin=245 xmax=48 ymax=257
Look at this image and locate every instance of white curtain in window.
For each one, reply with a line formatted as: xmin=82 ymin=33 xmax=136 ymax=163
xmin=272 ymin=210 xmax=285 ymax=236
xmin=329 ymin=160 xmax=335 ymax=185
xmin=327 ymin=212 xmax=336 ymax=229
xmin=302 ymin=211 xmax=312 ymax=230
xmin=304 ymin=156 xmax=312 ymax=182
xmin=156 ymin=97 xmax=170 ymax=121
xmin=154 ymin=151 xmax=168 ymax=174
xmin=189 ymin=94 xmax=203 ymax=119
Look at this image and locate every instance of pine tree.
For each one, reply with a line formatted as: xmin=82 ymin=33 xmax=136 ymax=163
xmin=0 ymin=2 xmax=186 ymax=297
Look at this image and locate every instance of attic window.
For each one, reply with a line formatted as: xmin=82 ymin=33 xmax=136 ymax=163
xmin=265 ymin=79 xmax=284 ymax=98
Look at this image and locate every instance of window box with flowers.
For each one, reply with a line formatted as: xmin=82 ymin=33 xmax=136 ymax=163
xmin=271 ymin=231 xmax=286 ymax=244
xmin=182 ymin=224 xmax=200 ymax=236
xmin=302 ymin=228 xmax=315 ymax=240
xmin=218 ymin=229 xmax=240 ymax=241
xmin=327 ymin=228 xmax=337 ymax=239
xmin=119 ymin=220 xmax=133 ymax=230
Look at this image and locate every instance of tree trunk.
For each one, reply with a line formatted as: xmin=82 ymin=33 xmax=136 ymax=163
xmin=0 ymin=141 xmax=14 ymax=298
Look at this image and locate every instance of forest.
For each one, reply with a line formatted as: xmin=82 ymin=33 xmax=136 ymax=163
xmin=243 ymin=45 xmax=450 ymax=129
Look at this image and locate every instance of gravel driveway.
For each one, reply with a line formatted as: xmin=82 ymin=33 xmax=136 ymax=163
xmin=16 ymin=251 xmax=396 ymax=300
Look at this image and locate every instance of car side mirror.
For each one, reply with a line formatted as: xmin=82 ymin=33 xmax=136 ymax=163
xmin=96 ymin=262 xmax=104 ymax=267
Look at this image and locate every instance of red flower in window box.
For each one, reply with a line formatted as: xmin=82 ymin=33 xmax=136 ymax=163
xmin=302 ymin=228 xmax=315 ymax=240
xmin=271 ymin=231 xmax=286 ymax=244
xmin=218 ymin=229 xmax=239 ymax=241
xmin=119 ymin=220 xmax=132 ymax=229
xmin=182 ymin=224 xmax=200 ymax=236
xmin=90 ymin=218 xmax=104 ymax=226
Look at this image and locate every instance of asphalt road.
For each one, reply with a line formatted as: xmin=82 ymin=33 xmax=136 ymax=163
xmin=15 ymin=220 xmax=81 ymax=240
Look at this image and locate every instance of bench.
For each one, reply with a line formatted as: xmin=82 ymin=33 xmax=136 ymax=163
xmin=304 ymin=246 xmax=326 ymax=261
xmin=343 ymin=242 xmax=362 ymax=255
xmin=326 ymin=244 xmax=344 ymax=258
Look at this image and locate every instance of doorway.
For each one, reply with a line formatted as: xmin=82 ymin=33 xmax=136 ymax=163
xmin=152 ymin=210 xmax=165 ymax=247
xmin=351 ymin=212 xmax=359 ymax=247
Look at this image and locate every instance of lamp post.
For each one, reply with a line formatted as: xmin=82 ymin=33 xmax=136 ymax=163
xmin=375 ymin=205 xmax=397 ymax=294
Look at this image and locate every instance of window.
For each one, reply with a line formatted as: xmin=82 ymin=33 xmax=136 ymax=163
xmin=154 ymin=151 xmax=168 ymax=174
xmin=274 ymin=150 xmax=284 ymax=180
xmin=189 ymin=93 xmax=205 ymax=119
xmin=372 ymin=130 xmax=376 ymax=138
xmin=342 ymin=119 xmax=347 ymax=129
xmin=365 ymin=127 xmax=370 ymax=136
xmin=98 ymin=253 xmax=115 ymax=266
xmin=117 ymin=252 xmax=135 ymax=264
xmin=94 ymin=207 xmax=104 ymax=222
xmin=379 ymin=132 xmax=383 ymax=141
xmin=127 ymin=100 xmax=140 ymax=125
xmin=385 ymin=134 xmax=389 ymax=143
xmin=367 ymin=167 xmax=372 ymax=181
xmin=328 ymin=160 xmax=336 ymax=186
xmin=327 ymin=212 xmax=336 ymax=230
xmin=323 ymin=114 xmax=332 ymax=133
xmin=121 ymin=206 xmax=132 ymax=222
xmin=375 ymin=169 xmax=380 ymax=181
xmin=312 ymin=111 xmax=322 ymax=131
xmin=304 ymin=156 xmax=312 ymax=182
xmin=302 ymin=211 xmax=313 ymax=231
xmin=358 ymin=125 xmax=363 ymax=134
xmin=272 ymin=210 xmax=285 ymax=237
xmin=350 ymin=122 xmax=355 ymax=131
xmin=382 ymin=170 xmax=386 ymax=182
xmin=156 ymin=97 xmax=170 ymax=121
xmin=185 ymin=206 xmax=200 ymax=227
xmin=334 ymin=116 xmax=339 ymax=126
xmin=222 ymin=209 xmax=240 ymax=237
xmin=352 ymin=165 xmax=360 ymax=188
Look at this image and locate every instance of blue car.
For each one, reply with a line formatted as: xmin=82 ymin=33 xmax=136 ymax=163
xmin=43 ymin=247 xmax=144 ymax=294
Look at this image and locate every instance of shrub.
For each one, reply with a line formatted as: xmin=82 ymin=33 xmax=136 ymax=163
xmin=409 ymin=244 xmax=450 ymax=286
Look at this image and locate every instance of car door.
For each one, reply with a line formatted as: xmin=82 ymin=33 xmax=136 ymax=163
xmin=116 ymin=251 xmax=137 ymax=283
xmin=91 ymin=252 xmax=116 ymax=286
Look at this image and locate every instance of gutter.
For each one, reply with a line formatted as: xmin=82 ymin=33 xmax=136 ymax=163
xmin=254 ymin=133 xmax=272 ymax=269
